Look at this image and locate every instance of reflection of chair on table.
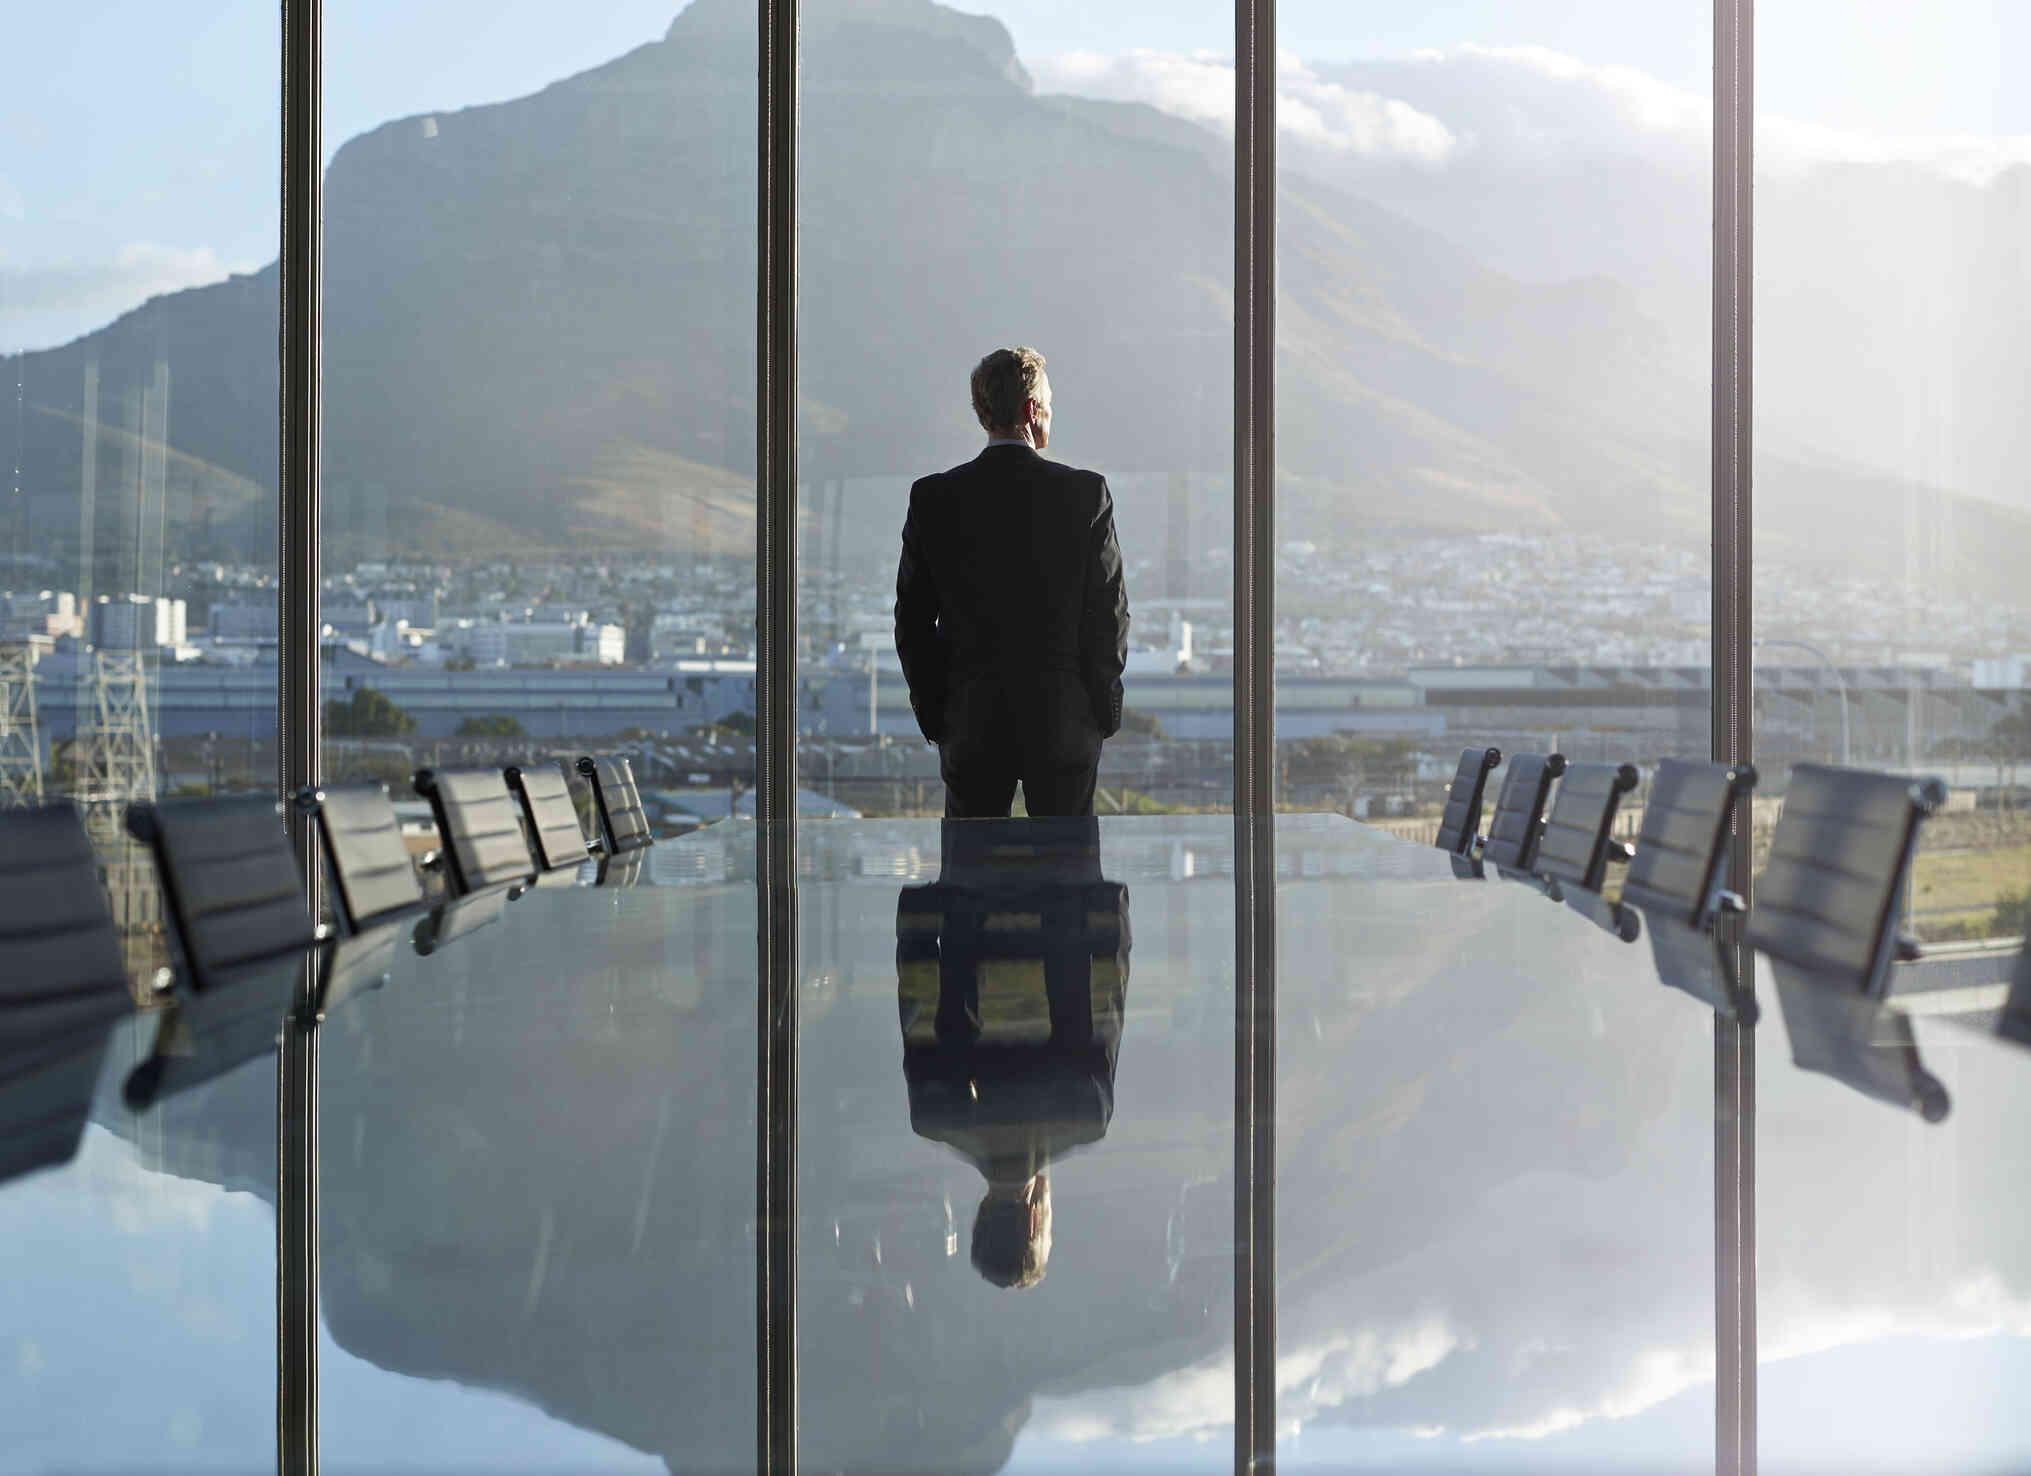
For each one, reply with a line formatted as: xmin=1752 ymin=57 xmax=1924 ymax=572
xmin=0 ymin=802 xmax=135 ymax=1184
xmin=895 ymin=818 xmax=1130 ymax=1289
xmin=1750 ymin=764 xmax=1950 ymax=1121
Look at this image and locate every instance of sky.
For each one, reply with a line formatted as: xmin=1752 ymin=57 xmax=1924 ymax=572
xmin=3 ymin=0 xmax=2028 ymax=351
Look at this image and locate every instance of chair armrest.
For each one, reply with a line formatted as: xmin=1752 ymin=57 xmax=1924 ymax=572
xmin=1895 ymin=934 xmax=1925 ymax=963
xmin=1605 ymin=838 xmax=1634 ymax=865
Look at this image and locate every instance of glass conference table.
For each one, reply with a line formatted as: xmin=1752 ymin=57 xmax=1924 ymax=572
xmin=7 ymin=814 xmax=2029 ymax=1474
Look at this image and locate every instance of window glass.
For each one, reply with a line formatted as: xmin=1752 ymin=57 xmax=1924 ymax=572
xmin=1274 ymin=5 xmax=1716 ymax=1467
xmin=1 ymin=1 xmax=282 ymax=1462
xmin=320 ymin=1 xmax=758 ymax=850
xmin=314 ymin=2 xmax=759 ymax=1463
xmin=1755 ymin=5 xmax=2031 ymax=1468
xmin=797 ymin=0 xmax=1236 ymax=1466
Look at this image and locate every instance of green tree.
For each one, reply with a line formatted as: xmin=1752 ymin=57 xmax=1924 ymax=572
xmin=325 ymin=688 xmax=417 ymax=737
xmin=1117 ymin=707 xmax=1167 ymax=740
xmin=456 ymin=713 xmax=526 ymax=739
xmin=692 ymin=710 xmax=757 ymax=739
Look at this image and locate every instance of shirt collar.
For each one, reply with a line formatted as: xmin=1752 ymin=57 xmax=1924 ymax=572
xmin=983 ymin=438 xmax=1036 ymax=452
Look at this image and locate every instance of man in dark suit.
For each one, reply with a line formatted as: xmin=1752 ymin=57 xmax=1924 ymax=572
xmin=894 ymin=347 xmax=1130 ymax=818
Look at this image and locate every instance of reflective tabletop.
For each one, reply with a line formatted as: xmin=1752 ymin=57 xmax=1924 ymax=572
xmin=7 ymin=815 xmax=2028 ymax=1474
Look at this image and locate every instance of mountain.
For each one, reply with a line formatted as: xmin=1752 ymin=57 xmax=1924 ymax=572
xmin=3 ymin=0 xmax=2027 ymax=600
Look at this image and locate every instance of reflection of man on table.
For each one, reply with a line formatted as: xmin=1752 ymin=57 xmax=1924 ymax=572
xmin=896 ymin=818 xmax=1130 ymax=1288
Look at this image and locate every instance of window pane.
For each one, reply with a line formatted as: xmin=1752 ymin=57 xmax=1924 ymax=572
xmin=320 ymin=2 xmax=758 ymax=841
xmin=1274 ymin=5 xmax=1715 ymax=1467
xmin=798 ymin=2 xmax=1233 ymax=820
xmin=314 ymin=2 xmax=758 ymax=1464
xmin=1755 ymin=5 xmax=2031 ymax=1468
xmin=797 ymin=0 xmax=1235 ymax=1466
xmin=0 ymin=0 xmax=282 ymax=1462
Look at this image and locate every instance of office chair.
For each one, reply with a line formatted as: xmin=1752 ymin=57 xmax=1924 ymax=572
xmin=1533 ymin=762 xmax=1640 ymax=898
xmin=1750 ymin=763 xmax=1951 ymax=1120
xmin=505 ymin=761 xmax=596 ymax=873
xmin=295 ymin=783 xmax=427 ymax=934
xmin=411 ymin=767 xmax=538 ymax=897
xmin=1479 ymin=752 xmax=1567 ymax=875
xmin=0 ymin=801 xmax=131 ymax=1024
xmin=1618 ymin=759 xmax=1759 ymax=1021
xmin=121 ymin=795 xmax=319 ymax=1109
xmin=0 ymin=802 xmax=133 ymax=1182
xmin=575 ymin=755 xmax=655 ymax=856
xmin=1434 ymin=746 xmax=1501 ymax=859
xmin=124 ymin=795 xmax=318 ymax=990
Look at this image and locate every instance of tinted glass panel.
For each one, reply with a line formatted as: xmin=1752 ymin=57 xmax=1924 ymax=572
xmin=2 ymin=4 xmax=283 ymax=1460
xmin=319 ymin=1 xmax=758 ymax=842
xmin=1755 ymin=5 xmax=2031 ymax=1468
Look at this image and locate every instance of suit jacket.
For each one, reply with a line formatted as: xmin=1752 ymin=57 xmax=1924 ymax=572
xmin=894 ymin=444 xmax=1130 ymax=744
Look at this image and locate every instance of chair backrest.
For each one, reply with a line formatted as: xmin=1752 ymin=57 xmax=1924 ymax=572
xmin=0 ymin=802 xmax=129 ymax=1008
xmin=301 ymin=783 xmax=425 ymax=933
xmin=1434 ymin=747 xmax=1501 ymax=856
xmin=1746 ymin=763 xmax=1946 ymax=999
xmin=1534 ymin=762 xmax=1640 ymax=893
xmin=1480 ymin=752 xmax=1567 ymax=873
xmin=506 ymin=761 xmax=593 ymax=872
xmin=576 ymin=755 xmax=654 ymax=854
xmin=1622 ymin=759 xmax=1757 ymax=929
xmin=412 ymin=768 xmax=536 ymax=896
xmin=126 ymin=796 xmax=316 ymax=989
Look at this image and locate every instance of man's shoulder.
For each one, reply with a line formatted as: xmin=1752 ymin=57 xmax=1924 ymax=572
xmin=1035 ymin=454 xmax=1108 ymax=490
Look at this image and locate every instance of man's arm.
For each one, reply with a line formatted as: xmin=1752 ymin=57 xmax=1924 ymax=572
xmin=1080 ymin=478 xmax=1130 ymax=739
xmin=894 ymin=481 xmax=949 ymax=742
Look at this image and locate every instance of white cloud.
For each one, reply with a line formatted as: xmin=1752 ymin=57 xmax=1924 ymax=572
xmin=1030 ymin=48 xmax=1458 ymax=165
xmin=1033 ymin=40 xmax=2031 ymax=186
xmin=0 ymin=241 xmax=246 ymax=352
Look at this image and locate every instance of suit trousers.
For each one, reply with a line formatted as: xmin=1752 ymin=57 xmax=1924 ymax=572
xmin=938 ymin=673 xmax=1102 ymax=819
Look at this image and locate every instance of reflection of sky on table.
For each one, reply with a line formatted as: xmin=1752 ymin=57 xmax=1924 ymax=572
xmin=7 ymin=815 xmax=2028 ymax=1473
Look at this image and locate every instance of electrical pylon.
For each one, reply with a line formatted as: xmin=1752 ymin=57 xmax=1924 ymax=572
xmin=0 ymin=641 xmax=44 ymax=806
xmin=73 ymin=649 xmax=157 ymax=841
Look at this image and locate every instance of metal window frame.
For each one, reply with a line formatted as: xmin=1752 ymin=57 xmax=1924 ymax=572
xmin=1711 ymin=1 xmax=1757 ymax=1472
xmin=265 ymin=0 xmax=1764 ymax=1467
xmin=1232 ymin=0 xmax=1278 ymax=1469
xmin=755 ymin=0 xmax=801 ymax=1471
xmin=278 ymin=0 xmax=322 ymax=1470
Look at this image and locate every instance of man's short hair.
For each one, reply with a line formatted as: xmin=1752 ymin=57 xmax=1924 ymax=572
xmin=970 ymin=347 xmax=1049 ymax=433
xmin=970 ymin=1190 xmax=1052 ymax=1290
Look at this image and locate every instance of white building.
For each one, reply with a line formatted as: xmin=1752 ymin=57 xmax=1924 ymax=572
xmin=467 ymin=618 xmax=626 ymax=667
xmin=90 ymin=594 xmax=187 ymax=649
